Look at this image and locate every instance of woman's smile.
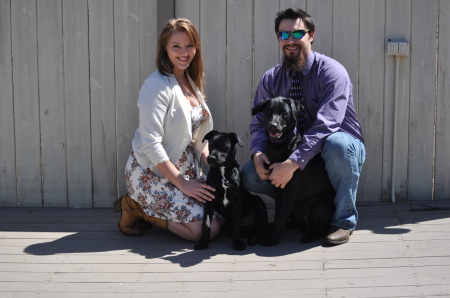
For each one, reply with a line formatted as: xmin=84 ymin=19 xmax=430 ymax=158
xmin=166 ymin=30 xmax=196 ymax=75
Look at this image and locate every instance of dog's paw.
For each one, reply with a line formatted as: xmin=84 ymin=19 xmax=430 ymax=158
xmin=247 ymin=236 xmax=257 ymax=246
xmin=194 ymin=242 xmax=209 ymax=250
xmin=255 ymin=231 xmax=271 ymax=245
xmin=261 ymin=237 xmax=279 ymax=247
xmin=232 ymin=239 xmax=246 ymax=251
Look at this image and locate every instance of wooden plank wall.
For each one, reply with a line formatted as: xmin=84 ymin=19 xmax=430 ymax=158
xmin=0 ymin=0 xmax=157 ymax=208
xmin=0 ymin=0 xmax=449 ymax=208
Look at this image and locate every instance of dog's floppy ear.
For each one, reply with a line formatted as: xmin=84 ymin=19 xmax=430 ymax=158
xmin=251 ymin=98 xmax=271 ymax=115
xmin=287 ymin=97 xmax=302 ymax=120
xmin=203 ymin=130 xmax=219 ymax=143
xmin=228 ymin=132 xmax=244 ymax=148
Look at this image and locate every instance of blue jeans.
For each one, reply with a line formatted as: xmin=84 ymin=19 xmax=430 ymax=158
xmin=241 ymin=132 xmax=366 ymax=231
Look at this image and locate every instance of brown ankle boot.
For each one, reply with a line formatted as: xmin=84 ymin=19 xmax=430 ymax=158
xmin=116 ymin=195 xmax=144 ymax=236
xmin=115 ymin=195 xmax=168 ymax=236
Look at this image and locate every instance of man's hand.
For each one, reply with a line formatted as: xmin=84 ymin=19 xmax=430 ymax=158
xmin=253 ymin=152 xmax=271 ymax=180
xmin=269 ymin=159 xmax=299 ymax=188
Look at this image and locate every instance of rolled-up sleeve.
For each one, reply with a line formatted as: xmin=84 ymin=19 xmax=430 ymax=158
xmin=138 ymin=77 xmax=171 ymax=165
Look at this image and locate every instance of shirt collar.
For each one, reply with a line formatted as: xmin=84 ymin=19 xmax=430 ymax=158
xmin=302 ymin=51 xmax=315 ymax=76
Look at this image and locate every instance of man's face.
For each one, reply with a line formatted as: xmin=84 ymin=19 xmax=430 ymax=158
xmin=277 ymin=18 xmax=314 ymax=71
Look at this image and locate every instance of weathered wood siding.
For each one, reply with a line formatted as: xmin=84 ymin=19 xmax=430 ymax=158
xmin=0 ymin=0 xmax=449 ymax=207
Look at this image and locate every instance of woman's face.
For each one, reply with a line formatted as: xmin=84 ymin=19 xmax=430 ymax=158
xmin=166 ymin=30 xmax=196 ymax=76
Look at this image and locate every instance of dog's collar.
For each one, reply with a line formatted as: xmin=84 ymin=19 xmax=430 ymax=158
xmin=210 ymin=159 xmax=239 ymax=170
xmin=224 ymin=147 xmax=240 ymax=168
xmin=223 ymin=159 xmax=240 ymax=169
xmin=270 ymin=126 xmax=297 ymax=143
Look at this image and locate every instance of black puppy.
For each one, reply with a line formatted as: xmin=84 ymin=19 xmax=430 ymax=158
xmin=194 ymin=130 xmax=269 ymax=251
xmin=252 ymin=97 xmax=336 ymax=245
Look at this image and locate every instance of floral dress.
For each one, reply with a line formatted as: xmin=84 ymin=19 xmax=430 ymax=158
xmin=125 ymin=104 xmax=213 ymax=223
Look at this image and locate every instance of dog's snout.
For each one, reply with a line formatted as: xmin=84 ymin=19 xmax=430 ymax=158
xmin=207 ymin=151 xmax=228 ymax=167
xmin=207 ymin=155 xmax=216 ymax=164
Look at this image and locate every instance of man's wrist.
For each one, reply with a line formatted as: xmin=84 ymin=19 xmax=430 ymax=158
xmin=252 ymin=151 xmax=262 ymax=161
xmin=289 ymin=159 xmax=300 ymax=171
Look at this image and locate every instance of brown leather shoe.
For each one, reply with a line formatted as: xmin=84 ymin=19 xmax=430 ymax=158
xmin=326 ymin=225 xmax=353 ymax=245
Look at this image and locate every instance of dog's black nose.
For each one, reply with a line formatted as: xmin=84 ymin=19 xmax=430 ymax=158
xmin=268 ymin=123 xmax=279 ymax=131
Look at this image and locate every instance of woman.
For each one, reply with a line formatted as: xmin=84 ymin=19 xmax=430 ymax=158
xmin=115 ymin=18 xmax=222 ymax=242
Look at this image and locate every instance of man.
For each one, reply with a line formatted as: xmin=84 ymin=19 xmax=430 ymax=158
xmin=241 ymin=8 xmax=366 ymax=245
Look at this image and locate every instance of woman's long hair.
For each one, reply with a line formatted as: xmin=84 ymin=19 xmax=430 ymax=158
xmin=156 ymin=18 xmax=205 ymax=95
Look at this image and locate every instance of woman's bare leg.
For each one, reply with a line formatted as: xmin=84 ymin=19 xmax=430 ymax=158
xmin=168 ymin=218 xmax=223 ymax=242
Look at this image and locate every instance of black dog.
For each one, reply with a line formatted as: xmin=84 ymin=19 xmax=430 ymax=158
xmin=194 ymin=130 xmax=269 ymax=251
xmin=252 ymin=96 xmax=336 ymax=245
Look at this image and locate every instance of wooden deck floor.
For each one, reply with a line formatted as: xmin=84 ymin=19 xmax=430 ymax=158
xmin=1 ymin=202 xmax=450 ymax=298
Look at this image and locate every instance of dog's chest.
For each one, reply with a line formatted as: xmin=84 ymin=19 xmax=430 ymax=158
xmin=219 ymin=167 xmax=231 ymax=207
xmin=209 ymin=166 xmax=239 ymax=210
xmin=268 ymin=135 xmax=302 ymax=163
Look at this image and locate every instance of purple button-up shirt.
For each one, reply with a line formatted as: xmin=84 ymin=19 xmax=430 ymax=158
xmin=250 ymin=51 xmax=364 ymax=170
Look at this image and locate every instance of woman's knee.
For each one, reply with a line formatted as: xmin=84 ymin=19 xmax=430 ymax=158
xmin=184 ymin=219 xmax=221 ymax=242
xmin=187 ymin=221 xmax=203 ymax=241
xmin=168 ymin=221 xmax=202 ymax=242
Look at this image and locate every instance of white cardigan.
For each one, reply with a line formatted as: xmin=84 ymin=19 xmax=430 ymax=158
xmin=131 ymin=70 xmax=213 ymax=177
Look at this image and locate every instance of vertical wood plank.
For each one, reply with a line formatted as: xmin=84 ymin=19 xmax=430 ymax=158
xmin=408 ymin=0 xmax=438 ymax=201
xmin=200 ymin=1 xmax=227 ymax=132
xmin=37 ymin=0 xmax=67 ymax=207
xmin=89 ymin=0 xmax=116 ymax=207
xmin=138 ymin=0 xmax=158 ymax=84
xmin=281 ymin=0 xmax=306 ymax=10
xmin=157 ymin=0 xmax=174 ymax=33
xmin=435 ymin=0 xmax=450 ymax=200
xmin=307 ymin=0 xmax=333 ymax=57
xmin=63 ymin=0 xmax=92 ymax=207
xmin=357 ymin=0 xmax=386 ymax=202
xmin=383 ymin=0 xmax=411 ymax=202
xmin=174 ymin=0 xmax=199 ymax=28
xmin=0 ymin=0 xmax=17 ymax=206
xmin=115 ymin=0 xmax=141 ymax=195
xmin=11 ymin=0 xmax=42 ymax=207
xmin=332 ymin=0 xmax=359 ymax=109
xmin=226 ymin=0 xmax=253 ymax=164
xmin=254 ymin=0 xmax=280 ymax=90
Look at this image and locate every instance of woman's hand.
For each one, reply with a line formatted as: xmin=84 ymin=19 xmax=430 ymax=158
xmin=253 ymin=152 xmax=271 ymax=180
xmin=156 ymin=160 xmax=215 ymax=203
xmin=180 ymin=179 xmax=215 ymax=204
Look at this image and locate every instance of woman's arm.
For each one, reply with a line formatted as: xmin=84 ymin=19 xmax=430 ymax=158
xmin=200 ymin=143 xmax=209 ymax=165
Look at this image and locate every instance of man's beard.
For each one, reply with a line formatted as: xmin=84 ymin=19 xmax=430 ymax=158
xmin=282 ymin=46 xmax=306 ymax=72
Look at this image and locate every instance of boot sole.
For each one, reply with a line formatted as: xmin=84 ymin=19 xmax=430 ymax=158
xmin=325 ymin=238 xmax=349 ymax=245
xmin=118 ymin=223 xmax=143 ymax=236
